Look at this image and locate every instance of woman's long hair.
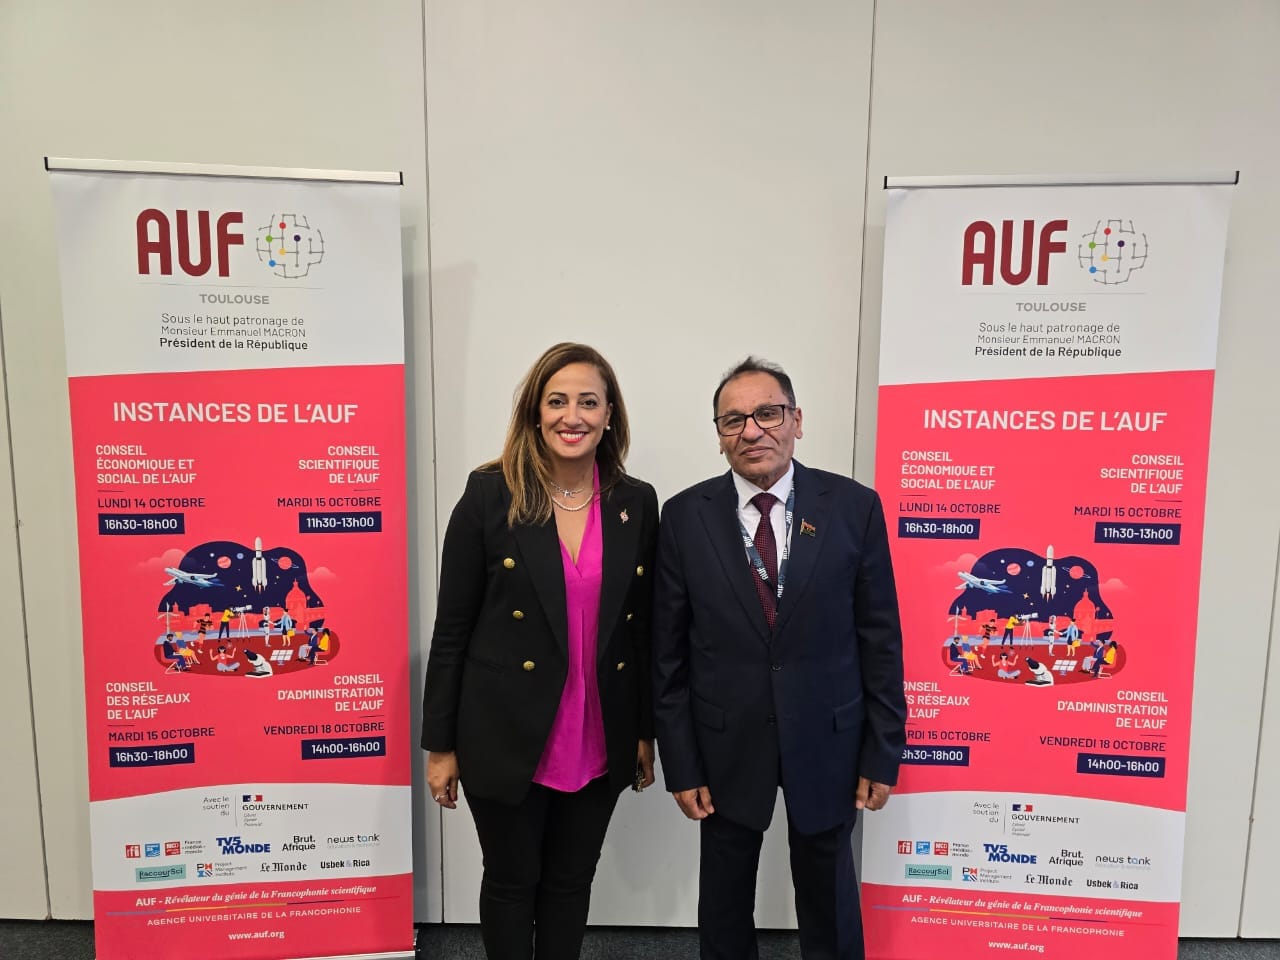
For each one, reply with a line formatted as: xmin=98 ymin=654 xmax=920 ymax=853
xmin=483 ymin=342 xmax=631 ymax=527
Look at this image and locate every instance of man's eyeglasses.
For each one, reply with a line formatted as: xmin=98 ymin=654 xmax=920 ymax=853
xmin=713 ymin=404 xmax=793 ymax=437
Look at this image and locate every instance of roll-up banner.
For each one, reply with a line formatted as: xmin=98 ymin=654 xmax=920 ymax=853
xmin=863 ymin=174 xmax=1234 ymax=959
xmin=48 ymin=159 xmax=413 ymax=960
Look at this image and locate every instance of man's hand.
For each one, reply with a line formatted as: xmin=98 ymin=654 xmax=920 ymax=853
xmin=636 ymin=740 xmax=656 ymax=790
xmin=672 ymin=786 xmax=715 ymax=820
xmin=427 ymin=751 xmax=459 ymax=810
xmin=856 ymin=777 xmax=892 ymax=811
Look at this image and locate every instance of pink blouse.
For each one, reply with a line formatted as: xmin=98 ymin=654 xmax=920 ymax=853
xmin=532 ymin=471 xmax=608 ymax=792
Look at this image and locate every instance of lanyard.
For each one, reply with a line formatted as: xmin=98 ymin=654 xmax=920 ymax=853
xmin=736 ymin=484 xmax=795 ymax=601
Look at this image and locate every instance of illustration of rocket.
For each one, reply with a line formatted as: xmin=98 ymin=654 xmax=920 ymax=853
xmin=1041 ymin=544 xmax=1057 ymax=600
xmin=251 ymin=536 xmax=267 ymax=591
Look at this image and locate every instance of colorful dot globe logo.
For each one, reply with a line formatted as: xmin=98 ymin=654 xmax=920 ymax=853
xmin=255 ymin=213 xmax=325 ymax=279
xmin=1077 ymin=219 xmax=1147 ymax=285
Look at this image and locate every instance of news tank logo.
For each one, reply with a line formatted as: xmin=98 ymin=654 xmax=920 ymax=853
xmin=915 ymin=841 xmax=931 ymax=855
xmin=1078 ymin=219 xmax=1148 ymax=285
xmin=255 ymin=213 xmax=325 ymax=279
xmin=144 ymin=843 xmax=161 ymax=858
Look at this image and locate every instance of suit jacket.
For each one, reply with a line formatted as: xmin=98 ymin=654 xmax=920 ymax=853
xmin=652 ymin=461 xmax=906 ymax=835
xmin=422 ymin=467 xmax=658 ymax=804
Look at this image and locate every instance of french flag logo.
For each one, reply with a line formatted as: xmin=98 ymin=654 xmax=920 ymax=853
xmin=1012 ymin=803 xmax=1034 ymax=812
xmin=243 ymin=794 xmax=263 ymax=802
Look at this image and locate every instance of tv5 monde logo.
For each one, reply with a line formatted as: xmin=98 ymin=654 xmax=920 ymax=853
xmin=135 ymin=209 xmax=325 ymax=280
xmin=960 ymin=218 xmax=1148 ymax=287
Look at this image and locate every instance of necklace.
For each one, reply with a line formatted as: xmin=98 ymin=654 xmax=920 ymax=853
xmin=551 ymin=494 xmax=595 ymax=512
xmin=549 ymin=479 xmax=586 ymax=497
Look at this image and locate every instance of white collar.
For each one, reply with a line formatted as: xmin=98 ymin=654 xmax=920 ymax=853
xmin=731 ymin=461 xmax=795 ymax=511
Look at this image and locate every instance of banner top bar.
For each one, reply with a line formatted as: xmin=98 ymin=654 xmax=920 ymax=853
xmin=45 ymin=156 xmax=403 ymax=185
xmin=884 ymin=171 xmax=1239 ymax=189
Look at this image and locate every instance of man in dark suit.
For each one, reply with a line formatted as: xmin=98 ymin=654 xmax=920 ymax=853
xmin=652 ymin=357 xmax=906 ymax=960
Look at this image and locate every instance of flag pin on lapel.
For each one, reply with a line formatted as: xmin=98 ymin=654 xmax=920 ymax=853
xmin=620 ymin=509 xmax=629 ymax=524
xmin=800 ymin=520 xmax=816 ymax=537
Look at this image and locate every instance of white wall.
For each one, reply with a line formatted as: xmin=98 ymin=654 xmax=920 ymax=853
xmin=2 ymin=0 xmax=1278 ymax=937
xmin=0 ymin=0 xmax=439 ymax=921
xmin=1241 ymin=547 xmax=1280 ymax=937
xmin=854 ymin=0 xmax=1280 ymax=938
xmin=424 ymin=0 xmax=876 ymax=924
xmin=0 ymin=301 xmax=49 ymax=920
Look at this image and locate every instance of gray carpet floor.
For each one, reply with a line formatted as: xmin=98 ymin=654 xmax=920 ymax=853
xmin=0 ymin=921 xmax=1277 ymax=959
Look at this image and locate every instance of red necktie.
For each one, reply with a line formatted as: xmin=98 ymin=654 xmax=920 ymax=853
xmin=751 ymin=492 xmax=778 ymax=629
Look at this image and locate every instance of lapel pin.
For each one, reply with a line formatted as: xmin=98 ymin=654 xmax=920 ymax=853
xmin=619 ymin=509 xmax=629 ymax=524
xmin=800 ymin=520 xmax=816 ymax=537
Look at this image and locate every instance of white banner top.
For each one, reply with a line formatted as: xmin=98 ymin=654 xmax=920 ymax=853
xmin=50 ymin=166 xmax=404 ymax=377
xmin=877 ymin=183 xmax=1234 ymax=386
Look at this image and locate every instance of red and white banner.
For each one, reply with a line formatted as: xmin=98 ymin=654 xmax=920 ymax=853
xmin=863 ymin=180 xmax=1232 ymax=959
xmin=49 ymin=163 xmax=413 ymax=960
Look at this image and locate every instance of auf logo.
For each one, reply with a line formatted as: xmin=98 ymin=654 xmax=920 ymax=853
xmin=961 ymin=219 xmax=1068 ymax=286
xmin=255 ymin=214 xmax=325 ymax=279
xmin=1078 ymin=219 xmax=1148 ymax=285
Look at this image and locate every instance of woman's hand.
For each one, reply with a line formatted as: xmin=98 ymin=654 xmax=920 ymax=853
xmin=427 ymin=751 xmax=460 ymax=810
xmin=635 ymin=739 xmax=656 ymax=791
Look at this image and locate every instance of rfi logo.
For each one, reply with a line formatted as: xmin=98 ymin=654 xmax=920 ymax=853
xmin=124 ymin=845 xmax=141 ymax=859
xmin=897 ymin=840 xmax=912 ymax=855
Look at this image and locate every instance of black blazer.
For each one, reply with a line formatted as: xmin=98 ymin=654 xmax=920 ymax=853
xmin=422 ymin=468 xmax=658 ymax=804
xmin=652 ymin=461 xmax=906 ymax=834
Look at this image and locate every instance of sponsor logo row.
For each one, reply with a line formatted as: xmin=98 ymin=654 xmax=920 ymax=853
xmin=896 ymin=840 xmax=1151 ymax=870
xmin=125 ymin=833 xmax=381 ymax=860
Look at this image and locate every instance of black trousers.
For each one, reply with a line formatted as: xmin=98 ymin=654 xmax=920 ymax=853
xmin=466 ymin=775 xmax=619 ymax=960
xmin=699 ymin=808 xmax=863 ymax=960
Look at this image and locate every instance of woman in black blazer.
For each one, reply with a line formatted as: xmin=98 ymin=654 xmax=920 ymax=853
xmin=422 ymin=342 xmax=657 ymax=959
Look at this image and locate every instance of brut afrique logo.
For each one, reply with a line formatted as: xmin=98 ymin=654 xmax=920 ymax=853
xmin=134 ymin=209 xmax=325 ymax=279
xmin=960 ymin=217 xmax=1148 ymax=287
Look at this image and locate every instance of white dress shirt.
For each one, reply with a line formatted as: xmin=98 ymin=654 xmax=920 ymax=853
xmin=732 ymin=461 xmax=795 ymax=592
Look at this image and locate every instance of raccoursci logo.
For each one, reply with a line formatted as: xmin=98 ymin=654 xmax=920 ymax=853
xmin=905 ymin=864 xmax=952 ymax=880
